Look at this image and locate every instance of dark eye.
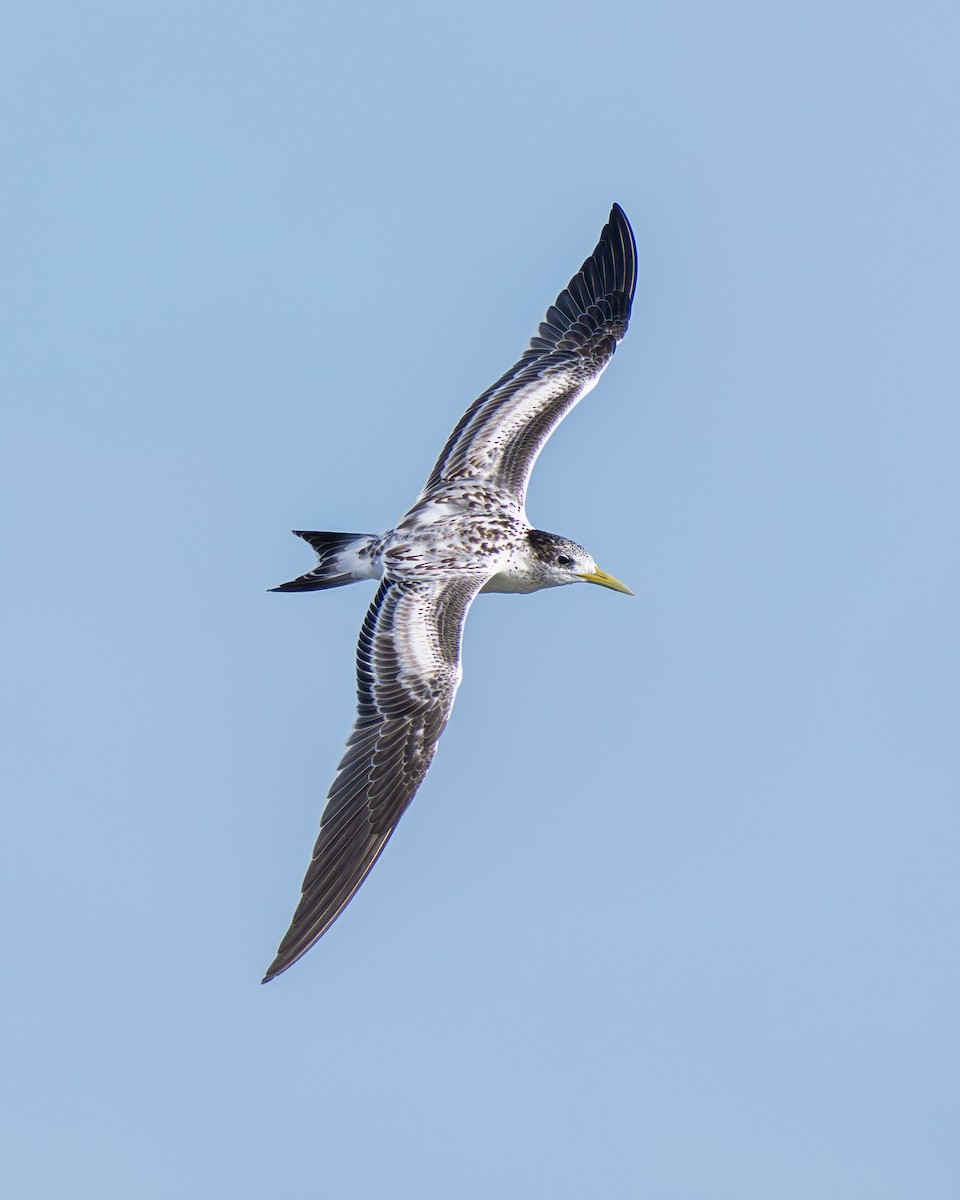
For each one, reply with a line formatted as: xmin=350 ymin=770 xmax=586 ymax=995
xmin=557 ymin=555 xmax=573 ymax=568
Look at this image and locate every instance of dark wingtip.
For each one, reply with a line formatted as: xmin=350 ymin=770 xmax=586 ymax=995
xmin=603 ymin=203 xmax=637 ymax=308
xmin=261 ymin=954 xmax=287 ymax=984
xmin=525 ymin=203 xmax=637 ymax=360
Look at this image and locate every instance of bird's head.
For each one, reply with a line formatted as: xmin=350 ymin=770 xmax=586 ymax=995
xmin=525 ymin=529 xmax=634 ymax=594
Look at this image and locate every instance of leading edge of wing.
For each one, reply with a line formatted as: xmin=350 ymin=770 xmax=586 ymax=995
xmin=422 ymin=204 xmax=637 ymax=500
xmin=262 ymin=574 xmax=484 ymax=982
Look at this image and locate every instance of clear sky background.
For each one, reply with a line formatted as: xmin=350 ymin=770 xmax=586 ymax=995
xmin=3 ymin=3 xmax=958 ymax=1197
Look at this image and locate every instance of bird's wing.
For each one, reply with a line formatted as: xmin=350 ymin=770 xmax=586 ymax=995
xmin=263 ymin=573 xmax=485 ymax=981
xmin=422 ymin=204 xmax=637 ymax=506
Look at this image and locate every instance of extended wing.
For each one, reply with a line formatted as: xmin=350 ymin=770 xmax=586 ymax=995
xmin=263 ymin=574 xmax=484 ymax=981
xmin=423 ymin=204 xmax=637 ymax=506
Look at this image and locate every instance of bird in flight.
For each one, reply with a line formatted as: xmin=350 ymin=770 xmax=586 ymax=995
xmin=264 ymin=204 xmax=637 ymax=982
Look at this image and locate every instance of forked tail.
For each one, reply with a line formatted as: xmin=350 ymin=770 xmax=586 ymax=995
xmin=270 ymin=531 xmax=377 ymax=592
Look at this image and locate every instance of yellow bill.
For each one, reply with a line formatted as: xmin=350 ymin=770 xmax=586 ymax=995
xmin=579 ymin=566 xmax=634 ymax=595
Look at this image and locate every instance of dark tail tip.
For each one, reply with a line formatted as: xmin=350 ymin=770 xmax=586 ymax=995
xmin=269 ymin=571 xmax=359 ymax=593
xmin=270 ymin=530 xmax=374 ymax=592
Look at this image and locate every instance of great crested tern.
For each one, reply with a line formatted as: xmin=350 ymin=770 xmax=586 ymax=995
xmin=264 ymin=204 xmax=637 ymax=981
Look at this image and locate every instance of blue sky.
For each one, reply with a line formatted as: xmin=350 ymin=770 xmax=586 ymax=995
xmin=3 ymin=2 xmax=958 ymax=1196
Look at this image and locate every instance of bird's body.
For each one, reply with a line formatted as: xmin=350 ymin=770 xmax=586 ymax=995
xmin=264 ymin=205 xmax=638 ymax=982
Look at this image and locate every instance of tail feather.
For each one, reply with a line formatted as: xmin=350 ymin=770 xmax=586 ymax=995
xmin=271 ymin=531 xmax=377 ymax=593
